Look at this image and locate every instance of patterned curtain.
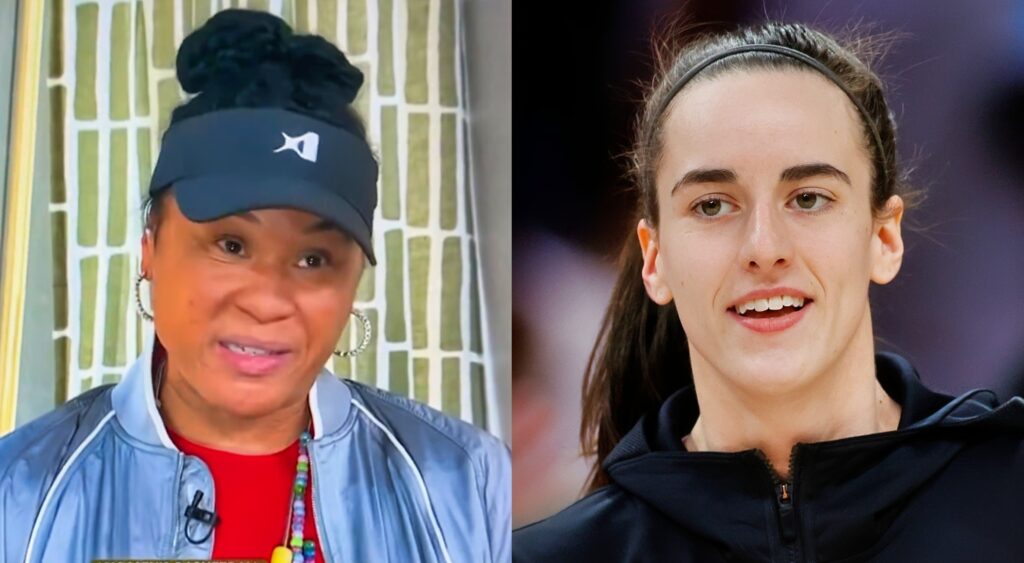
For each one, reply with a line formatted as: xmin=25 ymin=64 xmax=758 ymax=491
xmin=46 ymin=0 xmax=489 ymax=428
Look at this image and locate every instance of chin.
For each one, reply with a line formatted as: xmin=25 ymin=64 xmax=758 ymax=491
xmin=218 ymin=396 xmax=285 ymax=419
xmin=724 ymin=350 xmax=820 ymax=396
xmin=203 ymin=379 xmax=290 ymax=417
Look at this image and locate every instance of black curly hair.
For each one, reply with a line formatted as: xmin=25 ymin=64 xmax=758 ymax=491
xmin=144 ymin=9 xmax=368 ymax=233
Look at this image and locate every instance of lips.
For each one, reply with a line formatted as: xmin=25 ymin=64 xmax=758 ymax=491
xmin=727 ymin=287 xmax=814 ymax=333
xmin=729 ymin=301 xmax=810 ymax=333
xmin=223 ymin=341 xmax=286 ymax=356
xmin=217 ymin=338 xmax=293 ymax=375
xmin=734 ymin=295 xmax=806 ymax=316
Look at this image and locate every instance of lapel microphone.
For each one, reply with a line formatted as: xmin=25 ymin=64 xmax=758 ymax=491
xmin=183 ymin=490 xmax=220 ymax=544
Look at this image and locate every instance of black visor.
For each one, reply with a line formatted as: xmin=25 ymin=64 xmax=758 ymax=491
xmin=149 ymin=108 xmax=379 ymax=264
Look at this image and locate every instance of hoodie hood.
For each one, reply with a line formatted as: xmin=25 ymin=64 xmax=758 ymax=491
xmin=603 ymin=352 xmax=1024 ymax=562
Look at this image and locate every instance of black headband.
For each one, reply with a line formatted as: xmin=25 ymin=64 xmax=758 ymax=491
xmin=649 ymin=44 xmax=889 ymax=188
xmin=150 ymin=108 xmax=379 ymax=264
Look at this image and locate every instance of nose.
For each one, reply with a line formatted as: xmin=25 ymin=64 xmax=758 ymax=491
xmin=739 ymin=201 xmax=794 ymax=274
xmin=232 ymin=264 xmax=298 ymax=323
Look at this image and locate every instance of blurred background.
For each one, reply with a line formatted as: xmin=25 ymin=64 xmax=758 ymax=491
xmin=513 ymin=0 xmax=1024 ymax=526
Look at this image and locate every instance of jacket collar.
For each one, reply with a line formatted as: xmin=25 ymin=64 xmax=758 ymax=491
xmin=111 ymin=330 xmax=354 ymax=450
xmin=603 ymin=352 xmax=1024 ymax=561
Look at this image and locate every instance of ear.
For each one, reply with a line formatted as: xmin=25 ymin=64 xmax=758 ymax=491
xmin=638 ymin=219 xmax=673 ymax=305
xmin=870 ymin=195 xmax=905 ymax=285
xmin=140 ymin=228 xmax=155 ymax=279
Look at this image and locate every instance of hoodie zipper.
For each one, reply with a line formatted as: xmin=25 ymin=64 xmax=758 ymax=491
xmin=756 ymin=448 xmax=802 ymax=563
xmin=775 ymin=482 xmax=798 ymax=561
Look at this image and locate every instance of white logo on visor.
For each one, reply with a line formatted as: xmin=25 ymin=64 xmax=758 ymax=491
xmin=273 ymin=131 xmax=320 ymax=163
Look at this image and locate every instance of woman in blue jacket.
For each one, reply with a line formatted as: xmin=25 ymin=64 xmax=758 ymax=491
xmin=514 ymin=21 xmax=1024 ymax=562
xmin=0 ymin=10 xmax=508 ymax=563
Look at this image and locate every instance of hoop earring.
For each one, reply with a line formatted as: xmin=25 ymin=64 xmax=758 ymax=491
xmin=135 ymin=273 xmax=154 ymax=322
xmin=334 ymin=309 xmax=372 ymax=358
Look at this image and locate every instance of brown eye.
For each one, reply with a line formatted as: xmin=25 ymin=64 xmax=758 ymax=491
xmin=694 ymin=198 xmax=735 ymax=217
xmin=297 ymin=252 xmax=330 ymax=269
xmin=700 ymin=199 xmax=722 ymax=215
xmin=217 ymin=238 xmax=245 ymax=255
xmin=791 ymin=192 xmax=830 ymax=211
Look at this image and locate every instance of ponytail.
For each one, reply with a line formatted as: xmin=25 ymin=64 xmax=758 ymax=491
xmin=579 ymin=229 xmax=692 ymax=491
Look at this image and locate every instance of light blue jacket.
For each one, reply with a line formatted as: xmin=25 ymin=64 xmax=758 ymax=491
xmin=0 ymin=339 xmax=510 ymax=562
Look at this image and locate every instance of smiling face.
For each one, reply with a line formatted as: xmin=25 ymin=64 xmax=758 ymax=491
xmin=140 ymin=194 xmax=365 ymax=419
xmin=638 ymin=69 xmax=905 ymax=395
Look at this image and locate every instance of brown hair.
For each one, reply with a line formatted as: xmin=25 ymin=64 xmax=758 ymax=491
xmin=580 ymin=21 xmax=920 ymax=491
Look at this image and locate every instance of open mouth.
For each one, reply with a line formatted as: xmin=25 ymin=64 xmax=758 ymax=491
xmin=217 ymin=340 xmax=293 ymax=376
xmin=221 ymin=341 xmax=289 ymax=357
xmin=729 ymin=296 xmax=813 ymax=319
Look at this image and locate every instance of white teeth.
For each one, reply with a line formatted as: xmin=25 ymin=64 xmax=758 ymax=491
xmin=226 ymin=342 xmax=271 ymax=356
xmin=734 ymin=295 xmax=806 ymax=316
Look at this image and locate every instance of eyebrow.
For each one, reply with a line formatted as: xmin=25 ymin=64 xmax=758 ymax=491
xmin=670 ymin=168 xmax=738 ymax=195
xmin=233 ymin=212 xmax=352 ymax=238
xmin=670 ymin=162 xmax=852 ymax=196
xmin=779 ymin=163 xmax=851 ymax=187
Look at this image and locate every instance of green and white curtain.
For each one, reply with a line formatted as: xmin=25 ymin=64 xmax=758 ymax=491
xmin=48 ymin=0 xmax=489 ymax=428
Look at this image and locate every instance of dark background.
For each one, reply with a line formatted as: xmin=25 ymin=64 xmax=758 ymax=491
xmin=512 ymin=0 xmax=1024 ymax=525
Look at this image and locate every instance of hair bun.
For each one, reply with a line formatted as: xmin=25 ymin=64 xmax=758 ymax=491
xmin=286 ymin=35 xmax=364 ymax=105
xmin=176 ymin=9 xmax=293 ymax=94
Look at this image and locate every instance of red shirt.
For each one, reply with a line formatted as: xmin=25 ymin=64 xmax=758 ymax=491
xmin=169 ymin=429 xmax=326 ymax=563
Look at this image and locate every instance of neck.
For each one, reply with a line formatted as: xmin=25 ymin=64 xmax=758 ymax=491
xmin=156 ymin=359 xmax=311 ymax=454
xmin=684 ymin=309 xmax=901 ymax=480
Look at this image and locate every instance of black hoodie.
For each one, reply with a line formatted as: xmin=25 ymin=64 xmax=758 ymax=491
xmin=513 ymin=353 xmax=1024 ymax=562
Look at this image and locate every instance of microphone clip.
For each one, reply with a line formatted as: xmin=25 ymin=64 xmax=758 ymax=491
xmin=183 ymin=490 xmax=219 ymax=544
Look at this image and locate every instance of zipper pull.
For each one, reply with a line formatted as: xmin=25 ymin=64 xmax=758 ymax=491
xmin=775 ymin=483 xmax=798 ymax=543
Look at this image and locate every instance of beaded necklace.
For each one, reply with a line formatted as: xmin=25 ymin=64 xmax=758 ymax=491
xmin=270 ymin=429 xmax=316 ymax=563
xmin=154 ymin=362 xmax=318 ymax=562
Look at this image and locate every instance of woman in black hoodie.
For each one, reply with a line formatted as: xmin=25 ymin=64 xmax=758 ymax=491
xmin=513 ymin=22 xmax=1024 ymax=563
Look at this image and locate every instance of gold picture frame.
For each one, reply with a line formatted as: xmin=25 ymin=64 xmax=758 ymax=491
xmin=0 ymin=0 xmax=47 ymax=435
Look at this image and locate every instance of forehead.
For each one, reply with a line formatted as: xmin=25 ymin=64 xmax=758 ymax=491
xmin=656 ymin=68 xmax=870 ymax=187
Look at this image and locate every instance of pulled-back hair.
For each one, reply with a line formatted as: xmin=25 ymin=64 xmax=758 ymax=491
xmin=145 ymin=9 xmax=367 ymax=230
xmin=580 ymin=21 xmax=920 ymax=491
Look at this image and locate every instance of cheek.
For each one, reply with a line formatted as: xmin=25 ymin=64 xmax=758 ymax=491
xmin=156 ymin=264 xmax=236 ymax=315
xmin=797 ymin=212 xmax=875 ymax=296
xmin=148 ymin=267 xmax=234 ymax=365
xmin=660 ymin=228 xmax=735 ymax=314
xmin=151 ymin=266 xmax=212 ymax=321
xmin=296 ymin=288 xmax=354 ymax=347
